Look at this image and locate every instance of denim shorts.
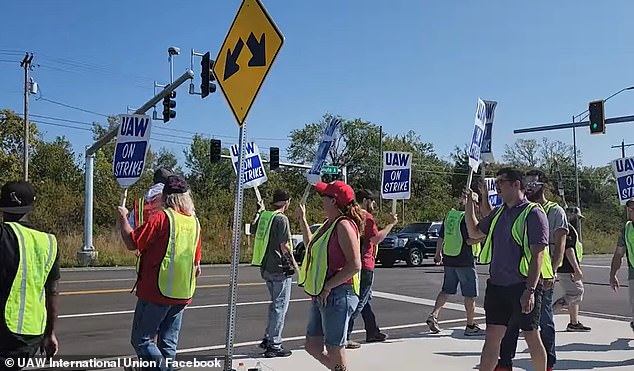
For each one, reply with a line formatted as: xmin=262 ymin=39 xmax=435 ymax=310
xmin=441 ymin=266 xmax=478 ymax=297
xmin=306 ymin=284 xmax=359 ymax=347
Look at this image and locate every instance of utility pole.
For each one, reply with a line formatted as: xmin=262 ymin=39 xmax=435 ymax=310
xmin=378 ymin=125 xmax=383 ymax=212
xmin=611 ymin=140 xmax=634 ymax=158
xmin=20 ymin=53 xmax=34 ymax=181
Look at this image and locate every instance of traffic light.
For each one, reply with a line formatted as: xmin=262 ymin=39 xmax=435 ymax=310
xmin=162 ymin=90 xmax=176 ymax=123
xmin=269 ymin=147 xmax=280 ymax=170
xmin=588 ymin=99 xmax=605 ymax=135
xmin=210 ymin=139 xmax=221 ymax=163
xmin=201 ymin=52 xmax=217 ymax=98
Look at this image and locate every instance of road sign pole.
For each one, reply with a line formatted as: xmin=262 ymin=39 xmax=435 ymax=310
xmin=224 ymin=123 xmax=247 ymax=371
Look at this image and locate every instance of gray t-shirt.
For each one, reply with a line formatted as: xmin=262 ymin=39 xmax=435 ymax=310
xmin=256 ymin=214 xmax=291 ymax=275
xmin=545 ymin=203 xmax=568 ymax=256
xmin=478 ymin=198 xmax=549 ymax=286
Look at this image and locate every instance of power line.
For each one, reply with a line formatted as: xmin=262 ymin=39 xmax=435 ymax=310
xmin=35 ymin=96 xmax=109 ymax=117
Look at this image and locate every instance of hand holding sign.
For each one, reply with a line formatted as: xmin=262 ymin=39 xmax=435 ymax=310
xmin=113 ymin=114 xmax=152 ymax=207
xmin=301 ymin=117 xmax=342 ymax=205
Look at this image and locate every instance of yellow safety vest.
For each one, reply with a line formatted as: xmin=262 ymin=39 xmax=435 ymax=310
xmin=251 ymin=211 xmax=293 ymax=266
xmin=442 ymin=209 xmax=481 ymax=257
xmin=625 ymin=221 xmax=634 ymax=269
xmin=479 ymin=203 xmax=554 ymax=279
xmin=298 ymin=217 xmax=360 ymax=296
xmin=158 ymin=209 xmax=200 ymax=300
xmin=568 ymin=224 xmax=584 ymax=264
xmin=4 ymin=223 xmax=57 ymax=336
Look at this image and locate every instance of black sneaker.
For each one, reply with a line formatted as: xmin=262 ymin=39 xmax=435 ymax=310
xmin=630 ymin=322 xmax=634 ymax=332
xmin=366 ymin=332 xmax=388 ymax=343
xmin=258 ymin=338 xmax=269 ymax=349
xmin=264 ymin=346 xmax=292 ymax=358
xmin=567 ymin=322 xmax=591 ymax=332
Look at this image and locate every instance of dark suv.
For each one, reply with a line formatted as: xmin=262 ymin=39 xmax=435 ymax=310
xmin=377 ymin=221 xmax=442 ymax=267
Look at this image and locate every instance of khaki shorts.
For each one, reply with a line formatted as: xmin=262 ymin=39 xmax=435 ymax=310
xmin=558 ymin=273 xmax=584 ymax=305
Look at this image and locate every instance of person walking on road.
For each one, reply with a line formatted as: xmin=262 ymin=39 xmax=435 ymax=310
xmin=117 ymin=175 xmax=202 ymax=371
xmin=464 ymin=167 xmax=552 ymax=371
xmin=609 ymin=198 xmax=634 ymax=331
xmin=297 ymin=180 xmax=363 ymax=371
xmin=426 ymin=193 xmax=484 ymax=336
xmin=250 ymin=189 xmax=298 ymax=358
xmin=0 ymin=181 xmax=60 ymax=370
xmin=552 ymin=207 xmax=591 ymax=332
xmin=496 ymin=169 xmax=567 ymax=371
xmin=345 ymin=189 xmax=395 ymax=349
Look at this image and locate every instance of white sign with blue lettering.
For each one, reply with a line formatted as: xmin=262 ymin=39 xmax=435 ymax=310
xmin=612 ymin=156 xmax=634 ymax=205
xmin=468 ymin=98 xmax=494 ymax=171
xmin=113 ymin=114 xmax=152 ymax=189
xmin=485 ymin=177 xmax=503 ymax=208
xmin=230 ymin=142 xmax=267 ymax=189
xmin=480 ymin=100 xmax=497 ymax=164
xmin=305 ymin=117 xmax=342 ymax=185
xmin=381 ymin=151 xmax=412 ymax=200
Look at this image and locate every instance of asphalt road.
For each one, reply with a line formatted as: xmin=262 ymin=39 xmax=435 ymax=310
xmin=53 ymin=254 xmax=631 ymax=358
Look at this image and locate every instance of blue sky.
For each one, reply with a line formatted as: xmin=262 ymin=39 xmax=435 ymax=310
xmin=1 ymin=0 xmax=633 ymax=169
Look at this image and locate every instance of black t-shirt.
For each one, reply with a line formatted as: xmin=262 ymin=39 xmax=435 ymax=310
xmin=439 ymin=219 xmax=475 ymax=267
xmin=0 ymin=222 xmax=60 ymax=351
xmin=558 ymin=224 xmax=578 ymax=274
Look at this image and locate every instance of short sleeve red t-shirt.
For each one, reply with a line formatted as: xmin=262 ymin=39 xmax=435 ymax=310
xmin=131 ymin=210 xmax=202 ymax=305
xmin=361 ymin=212 xmax=379 ymax=270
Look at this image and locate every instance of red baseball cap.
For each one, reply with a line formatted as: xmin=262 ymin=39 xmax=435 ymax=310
xmin=315 ymin=181 xmax=355 ymax=207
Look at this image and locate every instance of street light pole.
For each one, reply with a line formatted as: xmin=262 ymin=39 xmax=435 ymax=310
xmin=611 ymin=140 xmax=634 ymax=158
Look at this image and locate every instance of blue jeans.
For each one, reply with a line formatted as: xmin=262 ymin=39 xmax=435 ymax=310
xmin=130 ymin=299 xmax=186 ymax=371
xmin=347 ymin=269 xmax=380 ymax=338
xmin=499 ymin=286 xmax=556 ymax=368
xmin=262 ymin=271 xmax=292 ymax=349
xmin=306 ymin=284 xmax=359 ymax=346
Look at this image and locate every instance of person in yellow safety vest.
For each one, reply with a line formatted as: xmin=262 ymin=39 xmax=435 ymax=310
xmin=296 ymin=181 xmax=363 ymax=371
xmin=0 ymin=181 xmax=59 ymax=370
xmin=464 ymin=167 xmax=550 ymax=371
xmin=345 ymin=189 xmax=396 ymax=349
xmin=552 ymin=207 xmax=591 ymax=332
xmin=128 ymin=168 xmax=174 ymax=229
xmin=426 ymin=192 xmax=485 ymax=337
xmin=496 ymin=169 xmax=569 ymax=371
xmin=609 ymin=197 xmax=634 ymax=333
xmin=250 ymin=189 xmax=298 ymax=358
xmin=117 ymin=175 xmax=202 ymax=371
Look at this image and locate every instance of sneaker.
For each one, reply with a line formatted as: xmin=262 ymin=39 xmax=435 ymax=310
xmin=567 ymin=322 xmax=591 ymax=332
xmin=366 ymin=332 xmax=388 ymax=343
xmin=264 ymin=346 xmax=292 ymax=358
xmin=464 ymin=324 xmax=485 ymax=336
xmin=345 ymin=340 xmax=361 ymax=349
xmin=630 ymin=322 xmax=634 ymax=332
xmin=258 ymin=338 xmax=269 ymax=349
xmin=426 ymin=314 xmax=441 ymax=333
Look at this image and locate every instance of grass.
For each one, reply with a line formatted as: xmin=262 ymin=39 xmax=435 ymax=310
xmin=57 ymin=229 xmax=255 ymax=268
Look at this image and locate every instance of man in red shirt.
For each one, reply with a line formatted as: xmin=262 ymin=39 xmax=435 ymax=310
xmin=117 ymin=175 xmax=202 ymax=370
xmin=346 ymin=189 xmax=397 ymax=349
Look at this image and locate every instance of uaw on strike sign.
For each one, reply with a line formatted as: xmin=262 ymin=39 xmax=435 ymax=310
xmin=230 ymin=142 xmax=267 ymax=188
xmin=381 ymin=151 xmax=412 ymax=200
xmin=113 ymin=114 xmax=152 ymax=188
xmin=612 ymin=156 xmax=634 ymax=205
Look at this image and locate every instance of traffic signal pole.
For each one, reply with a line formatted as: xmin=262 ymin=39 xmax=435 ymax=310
xmin=612 ymin=140 xmax=634 ymax=158
xmin=78 ymin=69 xmax=194 ymax=266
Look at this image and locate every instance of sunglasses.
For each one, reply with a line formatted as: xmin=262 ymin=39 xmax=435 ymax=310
xmin=526 ymin=181 xmax=544 ymax=189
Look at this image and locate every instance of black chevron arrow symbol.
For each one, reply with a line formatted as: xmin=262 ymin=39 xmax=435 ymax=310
xmin=246 ymin=32 xmax=266 ymax=67
xmin=223 ymin=38 xmax=244 ymax=81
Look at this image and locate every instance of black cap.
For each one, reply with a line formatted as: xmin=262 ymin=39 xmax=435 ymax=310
xmin=357 ymin=189 xmax=376 ymax=201
xmin=153 ymin=168 xmax=175 ymax=185
xmin=163 ymin=175 xmax=188 ymax=195
xmin=0 ymin=181 xmax=35 ymax=214
xmin=272 ymin=189 xmax=291 ymax=204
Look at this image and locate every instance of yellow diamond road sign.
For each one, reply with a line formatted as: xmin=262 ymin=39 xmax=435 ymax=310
xmin=213 ymin=0 xmax=284 ymax=126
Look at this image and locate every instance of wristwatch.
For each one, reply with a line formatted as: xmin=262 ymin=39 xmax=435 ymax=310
xmin=525 ymin=286 xmax=536 ymax=294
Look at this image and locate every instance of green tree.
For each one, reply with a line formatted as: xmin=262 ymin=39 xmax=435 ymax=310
xmin=0 ymin=109 xmax=40 ymax=184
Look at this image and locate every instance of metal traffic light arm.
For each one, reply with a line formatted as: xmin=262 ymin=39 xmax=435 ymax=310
xmin=513 ymin=114 xmax=634 ymax=134
xmin=79 ymin=69 xmax=194 ymax=265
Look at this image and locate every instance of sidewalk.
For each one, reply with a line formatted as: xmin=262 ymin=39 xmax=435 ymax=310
xmin=223 ymin=315 xmax=634 ymax=371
